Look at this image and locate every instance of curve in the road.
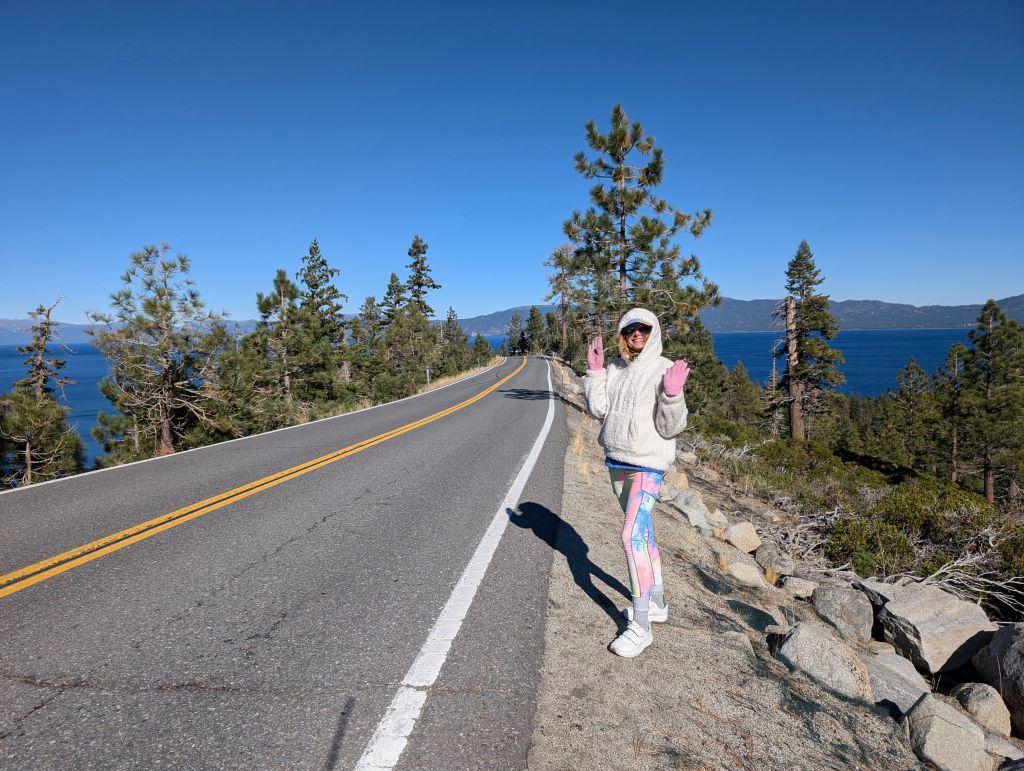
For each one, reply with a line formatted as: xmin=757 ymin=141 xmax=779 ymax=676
xmin=0 ymin=358 xmax=527 ymax=600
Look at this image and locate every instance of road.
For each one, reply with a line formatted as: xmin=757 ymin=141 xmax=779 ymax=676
xmin=0 ymin=356 xmax=566 ymax=769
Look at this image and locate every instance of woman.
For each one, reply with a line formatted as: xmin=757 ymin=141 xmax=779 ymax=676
xmin=583 ymin=308 xmax=690 ymax=658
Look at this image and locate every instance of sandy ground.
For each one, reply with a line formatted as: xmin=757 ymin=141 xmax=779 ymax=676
xmin=525 ymin=362 xmax=922 ymax=771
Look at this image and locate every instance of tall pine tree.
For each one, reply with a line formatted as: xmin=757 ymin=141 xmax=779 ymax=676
xmin=525 ymin=306 xmax=546 ymax=354
xmin=89 ymin=244 xmax=226 ymax=459
xmin=563 ymin=105 xmax=718 ymax=330
xmin=255 ymin=268 xmax=302 ymax=415
xmin=775 ymin=240 xmax=844 ymax=441
xmin=381 ymin=272 xmax=407 ymax=326
xmin=0 ymin=299 xmax=83 ymax=485
xmin=405 ymin=235 xmax=441 ymax=318
xmin=294 ymin=239 xmax=348 ymax=403
xmin=935 ymin=343 xmax=970 ymax=483
xmin=963 ymin=300 xmax=1024 ymax=502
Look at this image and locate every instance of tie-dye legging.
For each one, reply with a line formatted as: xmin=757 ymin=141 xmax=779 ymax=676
xmin=609 ymin=467 xmax=664 ymax=600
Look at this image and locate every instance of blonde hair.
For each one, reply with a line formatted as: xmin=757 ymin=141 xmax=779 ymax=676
xmin=618 ymin=333 xmax=639 ymax=361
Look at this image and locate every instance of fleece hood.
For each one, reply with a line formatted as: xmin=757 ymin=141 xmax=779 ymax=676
xmin=617 ymin=307 xmax=662 ymax=362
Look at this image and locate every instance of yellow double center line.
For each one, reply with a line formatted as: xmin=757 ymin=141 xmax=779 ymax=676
xmin=0 ymin=358 xmax=527 ymax=600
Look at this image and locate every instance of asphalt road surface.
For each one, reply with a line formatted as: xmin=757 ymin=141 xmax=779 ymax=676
xmin=0 ymin=356 xmax=566 ymax=770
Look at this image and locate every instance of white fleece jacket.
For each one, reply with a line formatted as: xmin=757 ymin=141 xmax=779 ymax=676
xmin=583 ymin=309 xmax=688 ymax=472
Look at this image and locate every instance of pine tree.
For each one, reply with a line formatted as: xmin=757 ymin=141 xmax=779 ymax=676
xmin=525 ymin=306 xmax=545 ymax=354
xmin=0 ymin=300 xmax=83 ymax=485
xmin=544 ymin=312 xmax=559 ymax=356
xmin=405 ymin=235 xmax=441 ymax=318
xmin=377 ymin=306 xmax=437 ymax=401
xmin=437 ymin=307 xmax=471 ymax=376
xmin=963 ymin=300 xmax=1024 ymax=502
xmin=722 ymin=361 xmax=764 ymax=425
xmin=88 ymin=244 xmax=226 ymax=458
xmin=507 ymin=312 xmax=525 ymax=354
xmin=563 ymin=105 xmax=718 ymax=329
xmin=471 ymin=334 xmax=493 ymax=367
xmin=775 ymin=240 xmax=844 ymax=441
xmin=543 ymin=244 xmax=575 ymax=358
xmin=254 ymin=268 xmax=302 ymax=415
xmin=892 ymin=357 xmax=939 ymax=472
xmin=663 ymin=316 xmax=726 ymax=417
xmin=935 ymin=343 xmax=970 ymax=483
xmin=381 ymin=272 xmax=407 ymax=326
xmin=294 ymin=239 xmax=348 ymax=403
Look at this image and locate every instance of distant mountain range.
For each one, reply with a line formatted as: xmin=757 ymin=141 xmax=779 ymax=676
xmin=1 ymin=294 xmax=1021 ymax=344
xmin=457 ymin=294 xmax=1024 ymax=335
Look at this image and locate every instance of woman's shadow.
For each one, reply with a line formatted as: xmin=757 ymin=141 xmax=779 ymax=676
xmin=508 ymin=501 xmax=629 ymax=627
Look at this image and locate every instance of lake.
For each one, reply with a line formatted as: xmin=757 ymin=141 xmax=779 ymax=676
xmin=711 ymin=328 xmax=971 ymax=394
xmin=0 ymin=344 xmax=114 ymax=468
xmin=1 ymin=328 xmax=971 ymax=468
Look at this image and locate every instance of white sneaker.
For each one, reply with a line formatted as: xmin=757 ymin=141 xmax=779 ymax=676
xmin=623 ymin=602 xmax=668 ymax=624
xmin=609 ymin=622 xmax=653 ymax=658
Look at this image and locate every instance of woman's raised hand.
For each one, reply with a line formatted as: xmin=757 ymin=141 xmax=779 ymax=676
xmin=662 ymin=360 xmax=690 ymax=396
xmin=586 ymin=336 xmax=605 ymax=371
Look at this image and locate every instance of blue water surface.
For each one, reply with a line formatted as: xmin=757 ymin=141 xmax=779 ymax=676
xmin=0 ymin=344 xmax=113 ymax=468
xmin=712 ymin=328 xmax=971 ymax=395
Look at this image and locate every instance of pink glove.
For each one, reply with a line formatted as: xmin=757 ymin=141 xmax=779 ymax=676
xmin=662 ymin=360 xmax=690 ymax=396
xmin=586 ymin=336 xmax=605 ymax=371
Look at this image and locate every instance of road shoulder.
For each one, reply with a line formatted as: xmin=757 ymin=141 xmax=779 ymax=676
xmin=526 ymin=362 xmax=919 ymax=770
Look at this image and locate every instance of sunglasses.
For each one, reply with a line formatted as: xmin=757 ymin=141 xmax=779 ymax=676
xmin=622 ymin=324 xmax=652 ymax=337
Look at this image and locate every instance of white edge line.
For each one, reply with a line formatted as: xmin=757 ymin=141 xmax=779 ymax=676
xmin=355 ymin=359 xmax=555 ymax=771
xmin=0 ymin=357 xmax=509 ymax=497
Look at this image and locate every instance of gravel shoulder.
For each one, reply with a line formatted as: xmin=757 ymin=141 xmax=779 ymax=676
xmin=525 ymin=362 xmax=922 ymax=771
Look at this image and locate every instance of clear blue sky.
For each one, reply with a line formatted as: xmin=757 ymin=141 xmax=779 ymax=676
xmin=2 ymin=1 xmax=1022 ymax=324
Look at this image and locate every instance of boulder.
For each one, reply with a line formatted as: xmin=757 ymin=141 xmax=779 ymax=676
xmin=951 ymin=683 xmax=1011 ymax=738
xmin=727 ymin=562 xmax=768 ymax=589
xmin=725 ymin=521 xmax=761 ymax=553
xmin=972 ymin=623 xmax=1024 ymax=734
xmin=707 ymin=508 xmax=730 ymax=529
xmin=678 ymin=450 xmax=698 ymax=465
xmin=869 ymin=640 xmax=897 ymax=655
xmin=877 ymin=583 xmax=997 ymax=673
xmin=782 ymin=576 xmax=819 ymax=599
xmin=856 ymin=577 xmax=902 ymax=608
xmin=755 ymin=542 xmax=795 ymax=577
xmin=663 ymin=468 xmax=688 ymax=491
xmin=903 ymin=694 xmax=992 ymax=771
xmin=812 ymin=585 xmax=874 ymax=642
xmin=984 ymin=733 xmax=1023 ymax=763
xmin=671 ymin=489 xmax=709 ymax=519
xmin=721 ymin=630 xmax=755 ymax=655
xmin=671 ymin=496 xmax=712 ymax=536
xmin=657 ymin=479 xmax=678 ymax=502
xmin=858 ymin=650 xmax=931 ymax=715
xmin=776 ymin=621 xmax=873 ymax=702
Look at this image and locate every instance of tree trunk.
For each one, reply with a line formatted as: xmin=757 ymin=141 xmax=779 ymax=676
xmin=785 ymin=296 xmax=805 ymax=440
xmin=950 ymin=425 xmax=958 ymax=483
xmin=984 ymin=446 xmax=994 ymax=503
xmin=618 ymin=177 xmax=628 ymax=313
xmin=559 ymin=297 xmax=567 ymax=356
xmin=156 ymin=377 xmax=174 ymax=456
xmin=22 ymin=439 xmax=32 ymax=486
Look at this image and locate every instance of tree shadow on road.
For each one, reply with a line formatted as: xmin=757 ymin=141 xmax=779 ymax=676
xmin=500 ymin=387 xmax=584 ymax=413
xmin=508 ymin=501 xmax=629 ymax=627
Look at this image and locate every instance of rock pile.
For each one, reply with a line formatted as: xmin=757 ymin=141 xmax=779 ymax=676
xmin=667 ymin=481 xmax=1024 ymax=771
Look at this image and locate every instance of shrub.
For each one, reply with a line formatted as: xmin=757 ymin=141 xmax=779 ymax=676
xmin=826 ymin=516 xmax=916 ymax=576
